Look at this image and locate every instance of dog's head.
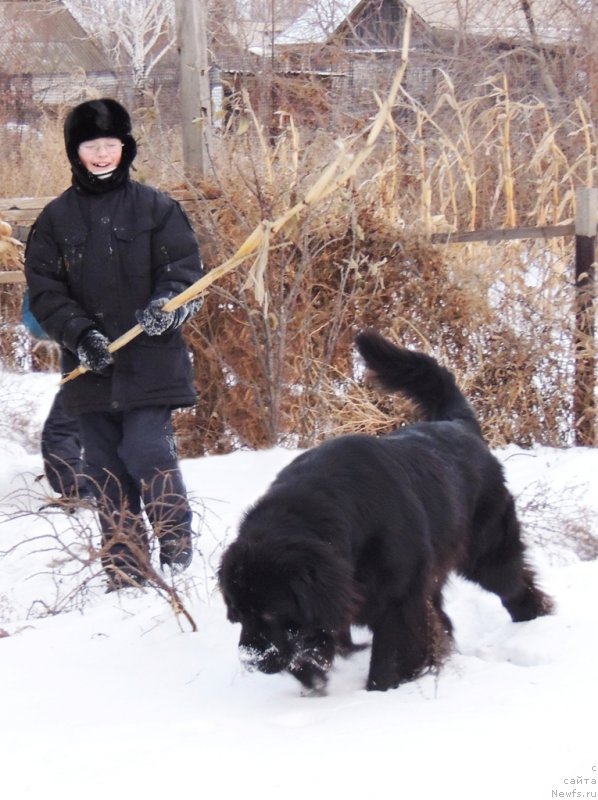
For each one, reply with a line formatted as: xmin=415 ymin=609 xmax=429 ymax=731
xmin=218 ymin=530 xmax=357 ymax=684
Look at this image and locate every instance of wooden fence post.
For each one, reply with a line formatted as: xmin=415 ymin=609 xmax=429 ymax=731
xmin=574 ymin=187 xmax=597 ymax=446
xmin=174 ymin=0 xmax=211 ymax=180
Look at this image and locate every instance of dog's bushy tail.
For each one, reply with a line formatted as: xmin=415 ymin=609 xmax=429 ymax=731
xmin=355 ymin=329 xmax=482 ymax=435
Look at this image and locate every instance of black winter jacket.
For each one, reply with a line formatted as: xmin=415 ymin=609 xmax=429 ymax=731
xmin=25 ymin=180 xmax=204 ymax=414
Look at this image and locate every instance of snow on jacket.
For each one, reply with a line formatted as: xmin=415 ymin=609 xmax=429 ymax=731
xmin=25 ymin=180 xmax=204 ymax=414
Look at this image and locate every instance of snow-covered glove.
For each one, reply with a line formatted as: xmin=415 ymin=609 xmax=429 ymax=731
xmin=76 ymin=329 xmax=114 ymax=374
xmin=135 ymin=295 xmax=203 ymax=337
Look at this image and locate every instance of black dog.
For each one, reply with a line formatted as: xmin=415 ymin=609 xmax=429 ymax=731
xmin=219 ymin=331 xmax=553 ymax=693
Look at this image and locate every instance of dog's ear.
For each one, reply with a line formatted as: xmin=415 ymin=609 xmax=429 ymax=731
xmin=289 ymin=544 xmax=357 ymax=631
xmin=218 ymin=542 xmax=247 ymax=621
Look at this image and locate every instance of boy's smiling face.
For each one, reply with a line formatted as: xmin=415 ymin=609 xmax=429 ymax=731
xmin=77 ymin=137 xmax=123 ymax=175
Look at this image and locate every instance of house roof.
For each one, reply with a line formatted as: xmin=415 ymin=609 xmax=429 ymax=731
xmin=407 ymin=0 xmax=578 ymax=44
xmin=0 ymin=0 xmax=114 ymax=74
xmin=273 ymin=0 xmax=578 ymax=47
xmin=271 ymin=0 xmax=358 ymax=46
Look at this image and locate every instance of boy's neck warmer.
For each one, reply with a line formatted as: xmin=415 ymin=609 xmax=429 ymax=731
xmin=71 ymin=162 xmax=130 ymax=194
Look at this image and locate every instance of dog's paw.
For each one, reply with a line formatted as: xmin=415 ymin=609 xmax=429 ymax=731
xmin=289 ymin=662 xmax=329 ymax=696
xmin=300 ymin=680 xmax=328 ymax=698
xmin=366 ymin=674 xmax=399 ymax=692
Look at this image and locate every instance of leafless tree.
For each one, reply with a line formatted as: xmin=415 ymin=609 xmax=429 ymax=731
xmin=64 ymin=0 xmax=175 ymax=105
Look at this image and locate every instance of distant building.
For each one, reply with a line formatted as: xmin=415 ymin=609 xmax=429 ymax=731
xmin=0 ymin=0 xmax=117 ymax=126
xmin=212 ymin=0 xmax=580 ymax=130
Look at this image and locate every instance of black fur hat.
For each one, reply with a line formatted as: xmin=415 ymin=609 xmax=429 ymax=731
xmin=64 ymin=98 xmax=137 ymax=191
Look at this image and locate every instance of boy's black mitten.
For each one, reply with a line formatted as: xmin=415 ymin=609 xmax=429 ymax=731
xmin=76 ymin=329 xmax=114 ymax=374
xmin=135 ymin=295 xmax=203 ymax=336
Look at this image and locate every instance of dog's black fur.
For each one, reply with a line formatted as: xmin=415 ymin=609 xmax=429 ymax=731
xmin=219 ymin=331 xmax=553 ymax=693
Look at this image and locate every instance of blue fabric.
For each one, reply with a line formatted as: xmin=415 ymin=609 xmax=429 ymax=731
xmin=22 ymin=288 xmax=48 ymax=339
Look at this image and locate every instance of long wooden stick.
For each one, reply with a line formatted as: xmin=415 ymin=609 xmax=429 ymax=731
xmin=61 ymin=10 xmax=411 ymax=385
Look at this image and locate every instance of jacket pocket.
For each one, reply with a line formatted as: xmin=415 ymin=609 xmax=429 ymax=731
xmin=113 ymin=222 xmax=155 ymax=306
xmin=54 ymin=227 xmax=87 ymax=275
xmin=130 ymin=338 xmax=193 ymax=394
xmin=113 ymin=222 xmax=154 ymax=268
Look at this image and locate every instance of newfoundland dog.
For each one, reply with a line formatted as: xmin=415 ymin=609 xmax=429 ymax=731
xmin=219 ymin=331 xmax=553 ymax=693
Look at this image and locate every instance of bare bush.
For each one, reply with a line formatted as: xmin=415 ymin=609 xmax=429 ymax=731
xmin=0 ymin=479 xmax=219 ymax=629
xmin=517 ymin=479 xmax=598 ymax=563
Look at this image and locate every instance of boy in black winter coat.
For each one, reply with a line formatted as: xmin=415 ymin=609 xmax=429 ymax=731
xmin=25 ymin=98 xmax=204 ymax=589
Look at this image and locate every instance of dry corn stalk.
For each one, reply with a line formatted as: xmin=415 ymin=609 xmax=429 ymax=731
xmin=62 ymin=9 xmax=412 ymax=385
xmin=500 ymin=74 xmax=516 ymax=228
xmin=0 ymin=219 xmax=24 ymax=270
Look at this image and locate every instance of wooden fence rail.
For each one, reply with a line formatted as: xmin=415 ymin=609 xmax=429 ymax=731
xmin=430 ymin=223 xmax=577 ymax=244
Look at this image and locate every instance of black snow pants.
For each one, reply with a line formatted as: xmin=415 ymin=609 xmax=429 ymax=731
xmin=78 ymin=406 xmax=193 ymax=580
xmin=42 ymin=389 xmax=91 ymax=497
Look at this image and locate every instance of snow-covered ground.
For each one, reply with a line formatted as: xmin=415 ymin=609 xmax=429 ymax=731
xmin=1 ymin=370 xmax=597 ymax=800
